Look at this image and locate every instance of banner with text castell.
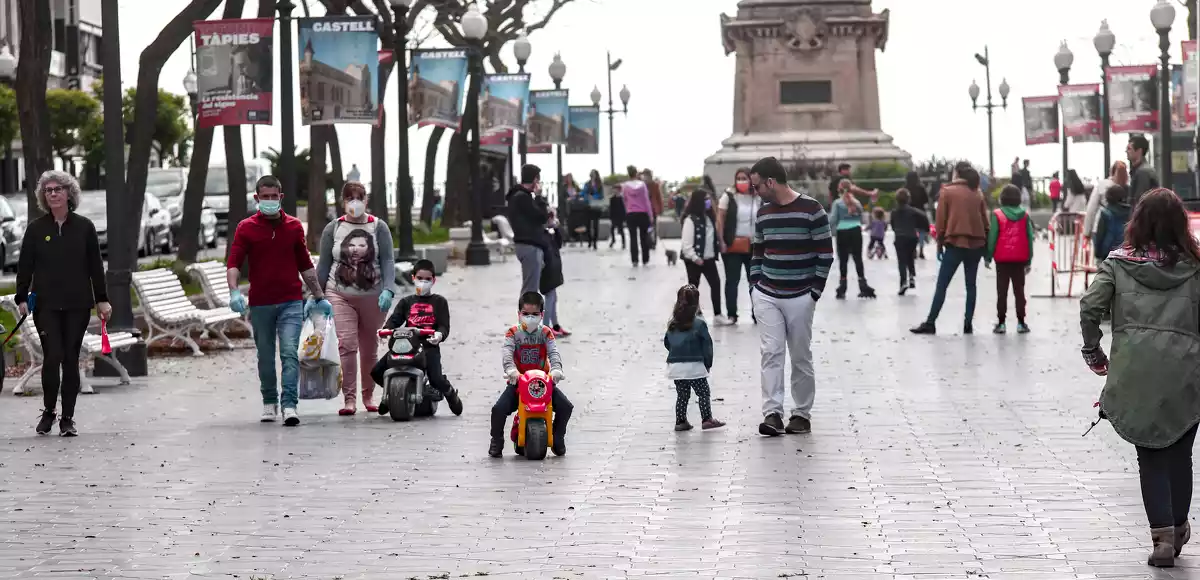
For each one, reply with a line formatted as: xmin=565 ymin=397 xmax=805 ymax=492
xmin=297 ymin=17 xmax=381 ymax=125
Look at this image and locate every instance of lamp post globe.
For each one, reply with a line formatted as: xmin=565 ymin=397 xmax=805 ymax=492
xmin=1094 ymin=19 xmax=1116 ymax=55
xmin=461 ymin=3 xmax=487 ymax=40
xmin=549 ymin=53 xmax=566 ymax=84
xmin=998 ymin=78 xmax=1010 ymax=101
xmin=1054 ymin=41 xmax=1074 ymax=72
xmin=590 ymin=85 xmax=601 ymax=107
xmin=513 ymin=29 xmax=531 ymax=66
xmin=968 ymin=79 xmax=980 ymax=104
xmin=619 ymin=85 xmax=630 ymax=107
xmin=1151 ymin=0 xmax=1176 ymax=32
xmin=182 ymin=70 xmax=198 ymax=95
xmin=0 ymin=45 xmax=16 ymax=81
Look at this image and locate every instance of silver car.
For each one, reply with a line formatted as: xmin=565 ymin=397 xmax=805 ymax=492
xmin=0 ymin=195 xmax=23 ymax=271
xmin=146 ymin=167 xmax=219 ymax=250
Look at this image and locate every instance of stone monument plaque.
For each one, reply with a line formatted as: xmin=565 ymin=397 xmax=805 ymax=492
xmin=705 ymin=0 xmax=910 ymax=191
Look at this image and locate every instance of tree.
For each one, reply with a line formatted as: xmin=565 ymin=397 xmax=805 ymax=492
xmin=262 ymin=146 xmax=329 ymax=201
xmin=0 ymin=85 xmax=17 ymax=153
xmin=420 ymin=127 xmax=445 ymax=226
xmin=45 ymin=88 xmax=100 ymax=172
xmin=16 ymin=0 xmax=53 ymax=219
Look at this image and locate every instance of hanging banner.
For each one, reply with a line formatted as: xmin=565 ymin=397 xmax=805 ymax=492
xmin=193 ymin=18 xmax=274 ymax=128
xmin=1182 ymin=41 xmax=1198 ymax=131
xmin=526 ymin=90 xmax=569 ymax=154
xmin=566 ymin=106 xmax=600 ymax=154
xmin=1107 ymin=65 xmax=1160 ymax=133
xmin=479 ymin=74 xmax=530 ymax=146
xmin=1058 ymin=84 xmax=1101 ymax=143
xmin=1022 ymin=96 xmax=1059 ymax=145
xmin=296 ymin=16 xmax=380 ymax=125
xmin=409 ymin=49 xmax=468 ymax=130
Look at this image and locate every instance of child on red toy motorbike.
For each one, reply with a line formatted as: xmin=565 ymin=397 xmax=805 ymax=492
xmin=369 ymin=259 xmax=463 ymax=415
xmin=489 ymin=291 xmax=574 ymax=458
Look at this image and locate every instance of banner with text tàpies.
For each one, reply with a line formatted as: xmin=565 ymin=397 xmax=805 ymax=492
xmin=1181 ymin=41 xmax=1198 ymax=131
xmin=1058 ymin=84 xmax=1101 ymax=143
xmin=526 ymin=90 xmax=569 ymax=154
xmin=566 ymin=106 xmax=600 ymax=155
xmin=479 ymin=73 xmax=531 ymax=146
xmin=1107 ymin=65 xmax=1160 ymax=133
xmin=194 ymin=18 xmax=274 ymax=128
xmin=1022 ymin=96 xmax=1059 ymax=145
xmin=297 ymin=16 xmax=381 ymax=126
xmin=409 ymin=49 xmax=469 ymax=130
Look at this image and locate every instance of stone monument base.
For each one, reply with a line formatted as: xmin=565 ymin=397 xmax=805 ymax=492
xmin=703 ymin=129 xmax=911 ymax=192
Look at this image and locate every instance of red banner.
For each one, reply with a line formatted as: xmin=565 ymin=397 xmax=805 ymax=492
xmin=1058 ymin=84 xmax=1101 ymax=142
xmin=1107 ymin=65 xmax=1159 ymax=133
xmin=194 ymin=18 xmax=275 ymax=128
xmin=1022 ymin=96 xmax=1059 ymax=145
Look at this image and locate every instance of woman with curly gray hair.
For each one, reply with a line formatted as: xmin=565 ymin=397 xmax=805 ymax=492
xmin=15 ymin=170 xmax=110 ymax=437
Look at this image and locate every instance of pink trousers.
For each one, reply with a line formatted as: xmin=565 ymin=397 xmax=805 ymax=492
xmin=328 ymin=291 xmax=386 ymax=406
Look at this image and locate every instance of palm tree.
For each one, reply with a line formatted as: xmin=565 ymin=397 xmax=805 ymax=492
xmin=261 ymin=146 xmax=314 ymax=200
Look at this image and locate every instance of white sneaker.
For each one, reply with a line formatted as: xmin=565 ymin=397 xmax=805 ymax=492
xmin=282 ymin=407 xmax=300 ymax=426
xmin=260 ymin=404 xmax=278 ymax=422
xmin=713 ymin=315 xmax=735 ymax=326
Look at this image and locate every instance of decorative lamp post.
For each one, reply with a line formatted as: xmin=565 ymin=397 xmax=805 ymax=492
xmin=513 ymin=30 xmax=531 ymax=169
xmin=1054 ymin=41 xmax=1074 ymax=184
xmin=968 ymin=46 xmax=1007 ymax=179
xmin=462 ymin=2 xmax=490 ymax=266
xmin=391 ymin=0 xmax=415 ymax=256
xmin=601 ymin=52 xmax=629 ymax=176
xmin=590 ymin=86 xmax=601 ymax=107
xmin=1094 ymin=19 xmax=1116 ymax=173
xmin=549 ymin=52 xmax=566 ymax=219
xmin=0 ymin=44 xmax=16 ymax=194
xmin=183 ymin=70 xmax=198 ymax=118
xmin=1151 ymin=0 xmax=1176 ymax=181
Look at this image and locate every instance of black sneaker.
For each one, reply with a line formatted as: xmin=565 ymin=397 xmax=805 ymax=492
xmin=910 ymin=322 xmax=936 ymax=335
xmin=551 ymin=434 xmax=567 ymax=457
xmin=36 ymin=410 xmax=55 ymax=435
xmin=898 ymin=282 xmax=908 ymax=296
xmin=964 ymin=322 xmax=974 ymax=335
xmin=785 ymin=416 xmax=811 ymax=434
xmin=758 ymin=413 xmax=785 ymax=437
xmin=909 ymin=278 xmax=916 ymax=289
xmin=59 ymin=417 xmax=77 ymax=437
xmin=445 ymin=388 xmax=464 ymax=416
xmin=488 ymin=438 xmax=504 ymax=458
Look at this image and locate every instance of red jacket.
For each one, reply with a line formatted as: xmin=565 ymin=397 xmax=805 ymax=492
xmin=227 ymin=212 xmax=314 ymax=306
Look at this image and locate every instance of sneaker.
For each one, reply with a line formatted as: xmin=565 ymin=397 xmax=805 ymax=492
xmin=785 ymin=416 xmax=811 ymax=434
xmin=910 ymin=322 xmax=936 ymax=335
xmin=993 ymin=323 xmax=1007 ymax=334
xmin=552 ymin=325 xmax=572 ymax=338
xmin=551 ymin=434 xmax=567 ymax=457
xmin=758 ymin=413 xmax=785 ymax=437
xmin=488 ymin=438 xmax=504 ymax=458
xmin=59 ymin=417 xmax=77 ymax=437
xmin=260 ymin=404 xmax=278 ymax=423
xmin=701 ymin=419 xmax=726 ymax=430
xmin=675 ymin=421 xmax=694 ymax=431
xmin=898 ymin=282 xmax=908 ymax=296
xmin=282 ymin=407 xmax=300 ymax=426
xmin=909 ymin=278 xmax=916 ymax=289
xmin=36 ymin=410 xmax=56 ymax=435
xmin=1017 ymin=322 xmax=1031 ymax=334
xmin=445 ymin=388 xmax=464 ymax=416
xmin=712 ymin=315 xmax=734 ymax=327
xmin=964 ymin=322 xmax=974 ymax=335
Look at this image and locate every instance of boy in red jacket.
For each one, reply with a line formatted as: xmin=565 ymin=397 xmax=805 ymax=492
xmin=986 ymin=185 xmax=1034 ymax=334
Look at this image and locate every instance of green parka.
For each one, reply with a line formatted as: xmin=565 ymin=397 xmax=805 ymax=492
xmin=1080 ymin=248 xmax=1200 ymax=449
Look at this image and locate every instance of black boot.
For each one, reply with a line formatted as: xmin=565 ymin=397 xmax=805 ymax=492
xmin=835 ymin=278 xmax=847 ymax=300
xmin=899 ymin=280 xmax=908 ymax=296
xmin=445 ymin=388 xmax=463 ymax=416
xmin=858 ymin=279 xmax=876 ymax=299
xmin=59 ymin=417 xmax=77 ymax=437
xmin=552 ymin=430 xmax=567 ymax=457
xmin=488 ymin=437 xmax=504 ymax=458
xmin=36 ymin=410 xmax=55 ymax=435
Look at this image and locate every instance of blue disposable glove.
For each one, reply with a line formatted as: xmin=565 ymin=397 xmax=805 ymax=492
xmin=378 ymin=289 xmax=394 ymax=313
xmin=229 ymin=289 xmax=247 ymax=314
xmin=305 ymin=298 xmax=333 ymax=319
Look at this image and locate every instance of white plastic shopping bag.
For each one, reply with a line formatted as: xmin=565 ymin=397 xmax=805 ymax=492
xmin=299 ymin=313 xmax=340 ymax=365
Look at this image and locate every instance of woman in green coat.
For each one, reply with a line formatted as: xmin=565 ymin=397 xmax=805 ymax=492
xmin=1080 ymin=188 xmax=1200 ymax=568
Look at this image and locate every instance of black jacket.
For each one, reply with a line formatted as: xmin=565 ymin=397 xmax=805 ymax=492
xmin=609 ymin=195 xmax=626 ymax=222
xmin=16 ymin=212 xmax=107 ymax=311
xmin=907 ymin=184 xmax=929 ymax=212
xmin=1129 ymin=161 xmax=1160 ymax=207
xmin=539 ymin=227 xmax=564 ymax=294
xmin=387 ymin=293 xmax=450 ymax=338
xmin=889 ymin=204 xmax=930 ymax=240
xmin=505 ymin=185 xmax=549 ymax=248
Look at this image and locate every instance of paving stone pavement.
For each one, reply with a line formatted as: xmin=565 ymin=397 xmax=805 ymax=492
xmin=0 ymin=239 xmax=1197 ymax=579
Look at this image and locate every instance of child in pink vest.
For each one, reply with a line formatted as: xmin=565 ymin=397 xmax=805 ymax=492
xmin=985 ymin=185 xmax=1035 ymax=334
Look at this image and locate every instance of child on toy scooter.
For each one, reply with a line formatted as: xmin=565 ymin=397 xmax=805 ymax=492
xmin=489 ymin=291 xmax=574 ymax=458
xmin=369 ymin=259 xmax=463 ymax=416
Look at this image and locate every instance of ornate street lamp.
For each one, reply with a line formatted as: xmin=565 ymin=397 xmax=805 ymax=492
xmin=1094 ymin=20 xmax=1116 ymax=173
xmin=600 ymin=53 xmax=629 ymax=176
xmin=1152 ymin=0 xmax=1176 ymax=180
xmin=513 ymin=30 xmax=531 ymax=169
xmin=462 ymin=3 xmax=490 ymax=266
xmin=183 ymin=70 xmax=198 ymax=118
xmin=549 ymin=52 xmax=566 ymax=219
xmin=968 ymin=46 xmax=1007 ymax=178
xmin=1054 ymin=41 xmax=1074 ymax=183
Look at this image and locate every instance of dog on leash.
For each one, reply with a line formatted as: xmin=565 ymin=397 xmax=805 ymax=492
xmin=664 ymin=248 xmax=678 ymax=266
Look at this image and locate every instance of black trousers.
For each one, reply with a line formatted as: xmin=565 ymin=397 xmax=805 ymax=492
xmin=722 ymin=252 xmax=753 ymax=320
xmin=995 ymin=262 xmax=1027 ymax=324
xmin=35 ymin=308 xmax=91 ymax=418
xmin=609 ymin=216 xmax=626 ymax=248
xmin=895 ymin=237 xmax=918 ymax=284
xmin=370 ymin=345 xmax=453 ymax=396
xmin=490 ymin=384 xmax=574 ymax=440
xmin=836 ymin=228 xmax=865 ymax=280
xmin=1137 ymin=424 xmax=1199 ymax=528
xmin=626 ymin=212 xmax=653 ymax=265
xmin=587 ymin=208 xmax=601 ymax=249
xmin=684 ymin=258 xmax=722 ymax=316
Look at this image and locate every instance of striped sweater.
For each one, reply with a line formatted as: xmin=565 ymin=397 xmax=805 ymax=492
xmin=749 ymin=193 xmax=834 ymax=300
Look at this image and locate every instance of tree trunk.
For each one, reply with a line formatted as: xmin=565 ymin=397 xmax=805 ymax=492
xmin=421 ymin=126 xmax=445 ymax=226
xmin=16 ymin=0 xmax=52 ymax=220
xmin=371 ymin=113 xmax=388 ymax=220
xmin=307 ymin=127 xmax=328 ymax=250
xmin=327 ymin=126 xmax=344 ymax=217
xmin=125 ymin=0 xmax=223 ymax=267
xmin=177 ymin=128 xmax=214 ymax=263
xmin=443 ymin=130 xmax=469 ymax=227
xmin=224 ymin=126 xmax=248 ymax=234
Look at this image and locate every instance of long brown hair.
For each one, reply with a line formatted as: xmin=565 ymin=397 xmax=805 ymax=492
xmin=668 ymin=285 xmax=700 ymax=331
xmin=1124 ymin=188 xmax=1200 ymax=266
xmin=684 ymin=189 xmax=709 ymax=218
xmin=1109 ymin=160 xmax=1129 ymax=187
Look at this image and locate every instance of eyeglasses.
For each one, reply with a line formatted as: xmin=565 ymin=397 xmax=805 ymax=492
xmin=44 ymin=185 xmax=68 ymax=195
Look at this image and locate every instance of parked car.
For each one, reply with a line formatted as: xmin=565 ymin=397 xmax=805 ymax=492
xmin=146 ymin=167 xmax=219 ymax=249
xmin=205 ymin=162 xmax=264 ymax=234
xmin=77 ymin=191 xmax=172 ymax=256
xmin=0 ymin=195 xmax=23 ymax=271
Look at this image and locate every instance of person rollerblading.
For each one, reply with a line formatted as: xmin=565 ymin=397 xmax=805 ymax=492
xmin=858 ymin=278 xmax=876 ymax=299
xmin=834 ymin=278 xmax=847 ymax=300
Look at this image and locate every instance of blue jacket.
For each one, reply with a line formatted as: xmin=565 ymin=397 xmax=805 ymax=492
xmin=1094 ymin=203 xmax=1131 ymax=261
xmin=664 ymin=318 xmax=713 ymax=368
xmin=580 ymin=181 xmax=604 ymax=202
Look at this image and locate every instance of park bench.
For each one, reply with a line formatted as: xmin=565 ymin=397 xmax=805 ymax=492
xmin=0 ymin=295 xmax=137 ymax=396
xmin=185 ymin=260 xmax=253 ymax=336
xmin=131 ymin=268 xmax=241 ymax=356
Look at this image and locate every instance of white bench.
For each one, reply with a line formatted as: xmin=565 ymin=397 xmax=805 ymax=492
xmin=0 ymin=296 xmax=137 ymax=396
xmin=185 ymin=260 xmax=254 ymax=336
xmin=131 ymin=268 xmax=242 ymax=356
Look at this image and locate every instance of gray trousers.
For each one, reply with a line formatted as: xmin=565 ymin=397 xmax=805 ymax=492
xmin=515 ymin=243 xmax=544 ymax=296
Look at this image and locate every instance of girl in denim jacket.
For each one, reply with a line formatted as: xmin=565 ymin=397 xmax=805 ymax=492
xmin=664 ymin=285 xmax=725 ymax=431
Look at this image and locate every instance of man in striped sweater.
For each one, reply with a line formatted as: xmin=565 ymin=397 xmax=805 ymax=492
xmin=748 ymin=157 xmax=835 ymax=436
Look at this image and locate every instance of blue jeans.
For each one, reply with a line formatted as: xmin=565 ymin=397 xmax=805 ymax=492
xmin=249 ymin=300 xmax=304 ymax=409
xmin=925 ymin=245 xmax=984 ymax=325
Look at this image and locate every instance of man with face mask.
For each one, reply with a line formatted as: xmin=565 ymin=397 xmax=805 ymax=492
xmin=227 ymin=176 xmax=331 ymax=427
xmin=506 ymin=164 xmax=549 ymax=297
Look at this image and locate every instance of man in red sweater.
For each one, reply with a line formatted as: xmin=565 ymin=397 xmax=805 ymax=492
xmin=226 ymin=175 xmax=330 ymax=426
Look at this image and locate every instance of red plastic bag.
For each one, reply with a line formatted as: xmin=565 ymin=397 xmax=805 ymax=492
xmin=100 ymin=320 xmax=111 ymax=355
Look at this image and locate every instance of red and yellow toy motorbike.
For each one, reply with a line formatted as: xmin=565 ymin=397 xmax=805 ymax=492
xmin=509 ymin=369 xmax=555 ymax=460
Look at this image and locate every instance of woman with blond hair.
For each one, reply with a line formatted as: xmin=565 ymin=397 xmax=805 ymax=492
xmin=316 ymin=181 xmax=396 ymax=415
xmin=16 ymin=170 xmax=110 ymax=437
xmin=1085 ymin=160 xmax=1130 ymax=235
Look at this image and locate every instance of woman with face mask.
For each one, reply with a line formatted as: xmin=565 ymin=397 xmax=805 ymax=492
xmin=316 ymin=181 xmax=397 ymax=415
xmin=715 ymin=168 xmax=758 ymax=325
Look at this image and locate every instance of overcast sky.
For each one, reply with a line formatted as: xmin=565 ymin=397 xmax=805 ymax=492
xmin=120 ymin=0 xmax=1191 ymax=190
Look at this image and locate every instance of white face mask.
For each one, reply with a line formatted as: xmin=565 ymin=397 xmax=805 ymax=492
xmin=346 ymin=200 xmax=366 ymax=218
xmin=519 ymin=314 xmax=542 ymax=333
xmin=414 ymin=279 xmax=434 ymax=295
